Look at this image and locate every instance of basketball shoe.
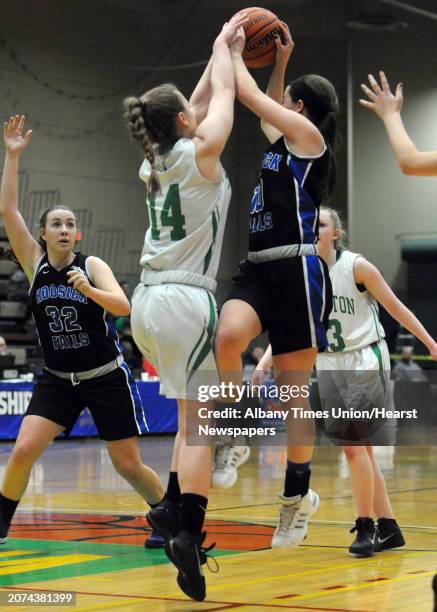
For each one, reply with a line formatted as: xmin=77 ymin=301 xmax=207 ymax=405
xmin=349 ymin=517 xmax=375 ymax=556
xmin=212 ymin=443 xmax=250 ymax=489
xmin=144 ymin=527 xmax=165 ymax=549
xmin=146 ymin=498 xmax=179 ymax=542
xmin=166 ymin=530 xmax=217 ymax=601
xmin=374 ymin=518 xmax=405 ymax=551
xmin=272 ymin=489 xmax=319 ymax=548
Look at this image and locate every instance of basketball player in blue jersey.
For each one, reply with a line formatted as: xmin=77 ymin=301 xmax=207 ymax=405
xmin=123 ymin=14 xmax=248 ymax=602
xmin=0 ymin=115 xmax=165 ymax=545
xmin=360 ymin=71 xmax=437 ymax=176
xmin=214 ymin=24 xmax=339 ymax=547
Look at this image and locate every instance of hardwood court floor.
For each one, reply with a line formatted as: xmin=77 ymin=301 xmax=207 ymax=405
xmin=0 ymin=438 xmax=435 ymax=611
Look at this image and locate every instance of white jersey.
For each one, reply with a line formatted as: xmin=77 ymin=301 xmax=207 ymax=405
xmin=324 ymin=250 xmax=385 ymax=353
xmin=138 ymin=138 xmax=231 ymax=282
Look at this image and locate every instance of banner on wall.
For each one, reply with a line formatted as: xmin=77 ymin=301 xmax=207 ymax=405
xmin=0 ymin=381 xmax=178 ymax=440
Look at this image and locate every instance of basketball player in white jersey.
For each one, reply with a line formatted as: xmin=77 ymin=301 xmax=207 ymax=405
xmin=360 ymin=71 xmax=437 ymax=176
xmin=316 ymin=207 xmax=437 ymax=555
xmin=254 ymin=208 xmax=437 ymax=555
xmin=123 ymin=14 xmax=248 ymax=602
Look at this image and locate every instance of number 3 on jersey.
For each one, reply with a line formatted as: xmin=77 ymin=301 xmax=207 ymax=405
xmin=149 ymin=184 xmax=186 ymax=241
xmin=328 ymin=318 xmax=345 ymax=352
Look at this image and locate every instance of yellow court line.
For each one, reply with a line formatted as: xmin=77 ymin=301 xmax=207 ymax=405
xmin=194 ymin=550 xmax=434 ymax=595
xmin=278 ymin=569 xmax=436 ymax=602
xmin=0 ymin=551 xmax=36 ymax=558
xmin=0 ymin=554 xmax=106 ymax=576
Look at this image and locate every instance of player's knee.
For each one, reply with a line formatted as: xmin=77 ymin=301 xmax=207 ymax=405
xmin=111 ymin=455 xmax=142 ymax=481
xmin=343 ymin=446 xmax=364 ymax=460
xmin=10 ymin=442 xmax=39 ymax=468
xmin=214 ymin=324 xmax=246 ymax=357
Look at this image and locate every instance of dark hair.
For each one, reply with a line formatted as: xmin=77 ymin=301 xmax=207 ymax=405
xmin=38 ymin=205 xmax=77 ymax=252
xmin=123 ymin=83 xmax=185 ymax=196
xmin=289 ymin=74 xmax=339 ymax=201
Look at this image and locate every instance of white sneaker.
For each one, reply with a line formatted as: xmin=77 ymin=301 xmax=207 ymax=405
xmin=212 ymin=444 xmax=250 ymax=489
xmin=271 ymin=489 xmax=320 ymax=548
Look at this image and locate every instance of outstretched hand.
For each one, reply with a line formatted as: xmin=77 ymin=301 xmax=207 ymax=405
xmin=274 ymin=21 xmax=294 ymax=66
xmin=217 ymin=12 xmax=248 ymax=47
xmin=359 ymin=71 xmax=403 ymax=119
xmin=4 ymin=115 xmax=32 ymax=156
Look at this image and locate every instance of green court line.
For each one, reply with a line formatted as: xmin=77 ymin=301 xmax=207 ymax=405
xmin=0 ymin=539 xmax=240 ymax=586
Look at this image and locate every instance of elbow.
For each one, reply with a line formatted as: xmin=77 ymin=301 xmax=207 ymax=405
xmin=399 ymin=160 xmax=415 ymax=175
xmin=116 ymin=298 xmax=131 ymax=317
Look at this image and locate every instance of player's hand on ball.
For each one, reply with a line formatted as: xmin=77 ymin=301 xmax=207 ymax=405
xmin=359 ymin=71 xmax=403 ymax=118
xmin=67 ymin=268 xmax=91 ymax=296
xmin=274 ymin=22 xmax=294 ymax=66
xmin=218 ymin=12 xmax=248 ymax=46
xmin=229 ymin=26 xmax=246 ymax=55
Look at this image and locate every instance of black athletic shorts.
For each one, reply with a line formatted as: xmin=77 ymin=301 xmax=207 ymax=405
xmin=25 ymin=364 xmax=148 ymax=441
xmin=225 ymin=256 xmax=332 ymax=355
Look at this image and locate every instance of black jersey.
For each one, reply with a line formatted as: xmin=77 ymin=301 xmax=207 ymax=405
xmin=248 ymin=136 xmax=330 ymax=252
xmin=29 ymin=253 xmax=121 ymax=372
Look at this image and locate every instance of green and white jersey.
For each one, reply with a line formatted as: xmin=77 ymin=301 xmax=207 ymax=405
xmin=325 ymin=250 xmax=385 ymax=353
xmin=138 ymin=138 xmax=231 ymax=281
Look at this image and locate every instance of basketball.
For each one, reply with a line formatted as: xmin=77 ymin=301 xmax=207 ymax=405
xmin=237 ymin=7 xmax=283 ymax=68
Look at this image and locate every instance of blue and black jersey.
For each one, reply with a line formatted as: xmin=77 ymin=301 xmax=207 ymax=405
xmin=248 ymin=136 xmax=329 ymax=251
xmin=29 ymin=253 xmax=121 ymax=372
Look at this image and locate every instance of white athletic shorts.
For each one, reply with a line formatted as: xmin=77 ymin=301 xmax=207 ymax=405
xmin=316 ymin=339 xmax=392 ymax=443
xmin=316 ymin=338 xmax=391 ymax=372
xmin=131 ymin=282 xmax=219 ymax=400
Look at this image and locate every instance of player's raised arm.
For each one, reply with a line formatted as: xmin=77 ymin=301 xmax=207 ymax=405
xmin=360 ymin=71 xmax=437 ymax=176
xmin=353 ymin=256 xmax=437 ymax=359
xmin=261 ymin=22 xmax=294 ymax=143
xmin=231 ymin=30 xmax=324 ymax=156
xmin=194 ymin=13 xmax=248 ymax=176
xmin=0 ymin=115 xmax=42 ymax=282
xmin=189 ymin=58 xmax=213 ymax=126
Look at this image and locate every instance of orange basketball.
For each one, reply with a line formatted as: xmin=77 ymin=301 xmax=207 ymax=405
xmin=237 ymin=7 xmax=283 ymax=68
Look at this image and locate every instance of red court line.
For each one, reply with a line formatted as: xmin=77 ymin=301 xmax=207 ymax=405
xmin=1 ymin=587 xmax=371 ymax=611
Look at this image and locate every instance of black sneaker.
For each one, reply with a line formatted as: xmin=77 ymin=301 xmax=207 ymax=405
xmin=349 ymin=517 xmax=375 ymax=556
xmin=144 ymin=528 xmax=166 ymax=549
xmin=166 ymin=530 xmax=217 ymax=602
xmin=374 ymin=519 xmax=405 ymax=552
xmin=146 ymin=499 xmax=179 ymax=542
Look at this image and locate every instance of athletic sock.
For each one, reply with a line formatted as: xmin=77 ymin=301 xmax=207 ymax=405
xmin=166 ymin=471 xmax=181 ymax=504
xmin=283 ymin=461 xmax=311 ymax=498
xmin=180 ymin=493 xmax=208 ymax=535
xmin=0 ymin=493 xmax=19 ymax=526
xmin=149 ymin=494 xmax=165 ymax=509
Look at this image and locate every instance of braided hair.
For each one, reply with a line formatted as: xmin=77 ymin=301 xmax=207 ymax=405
xmin=123 ymin=83 xmax=185 ymax=197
